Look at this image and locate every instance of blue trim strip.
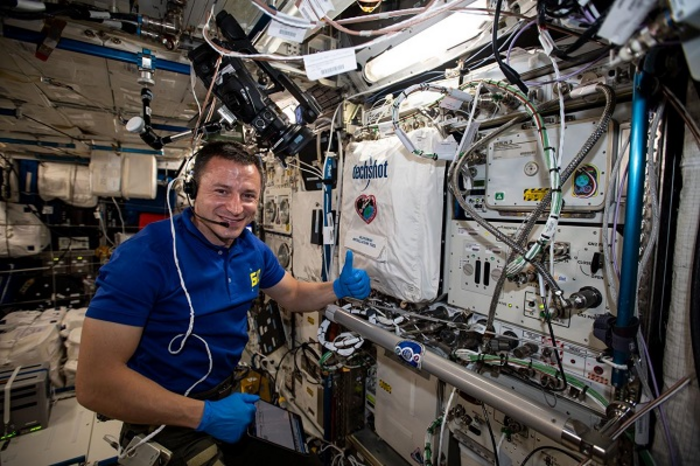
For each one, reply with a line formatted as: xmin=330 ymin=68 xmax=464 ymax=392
xmin=2 ymin=25 xmax=190 ymax=75
xmin=0 ymin=138 xmax=74 ymax=148
xmin=613 ymin=70 xmax=651 ymax=387
xmin=49 ymin=456 xmax=86 ymax=466
xmin=322 ymin=157 xmax=335 ymax=283
xmin=152 ymin=123 xmax=190 ymax=133
xmin=0 ymin=108 xmax=18 ymax=117
xmin=0 ymin=138 xmax=163 ymax=155
xmin=23 ymin=153 xmax=90 ymax=165
xmin=95 ymin=456 xmax=119 ymax=465
xmin=90 ymin=144 xmax=162 ymax=155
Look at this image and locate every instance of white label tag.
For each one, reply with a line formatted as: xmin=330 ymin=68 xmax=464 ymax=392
xmin=304 ymin=48 xmax=356 ymax=80
xmin=434 ymin=135 xmax=459 ymax=161
xmin=275 ymin=11 xmax=314 ymax=28
xmin=267 ymin=21 xmax=306 ymax=43
xmin=598 ymin=0 xmax=656 ymax=45
xmin=410 ymin=128 xmax=433 ymax=153
xmin=297 ymin=0 xmax=321 ymax=22
xmin=306 ymin=0 xmax=333 ymax=17
xmin=323 ymin=226 xmax=334 ymax=245
xmin=439 ymin=95 xmax=463 ymax=110
xmin=344 ymin=233 xmax=386 ymax=259
xmin=315 ymin=0 xmax=335 ymax=14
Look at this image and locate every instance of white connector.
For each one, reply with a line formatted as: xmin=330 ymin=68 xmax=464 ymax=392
xmin=447 ymin=88 xmax=474 ymax=103
xmin=569 ymin=83 xmax=600 ymax=99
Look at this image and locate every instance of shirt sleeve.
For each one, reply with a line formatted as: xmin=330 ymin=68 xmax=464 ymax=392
xmin=258 ymin=240 xmax=286 ymax=289
xmin=87 ymin=236 xmax=167 ymax=327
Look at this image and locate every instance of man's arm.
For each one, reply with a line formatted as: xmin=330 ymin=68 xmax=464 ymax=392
xmin=76 ymin=317 xmax=204 ymax=427
xmin=263 ymin=273 xmax=337 ymax=312
xmin=263 ymin=251 xmax=371 ymax=312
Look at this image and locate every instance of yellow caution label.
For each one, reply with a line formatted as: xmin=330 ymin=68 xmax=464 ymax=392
xmin=379 ymin=379 xmax=392 ymax=394
xmin=306 ymin=386 xmax=314 ymax=397
xmin=307 ymin=316 xmax=315 ymax=325
xmin=523 ymin=188 xmax=548 ymax=202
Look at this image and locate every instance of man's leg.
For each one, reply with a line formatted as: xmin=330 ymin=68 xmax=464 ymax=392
xmin=221 ymin=435 xmax=322 ymax=466
xmin=121 ymin=424 xmax=226 ymax=466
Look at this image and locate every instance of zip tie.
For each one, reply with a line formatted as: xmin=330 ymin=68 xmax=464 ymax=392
xmin=600 ymin=355 xmax=628 ymax=371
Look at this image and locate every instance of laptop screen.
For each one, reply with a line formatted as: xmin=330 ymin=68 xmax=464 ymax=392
xmin=251 ymin=400 xmax=308 ymax=454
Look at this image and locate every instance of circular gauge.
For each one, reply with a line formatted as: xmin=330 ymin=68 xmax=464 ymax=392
xmin=264 ymin=200 xmax=277 ymax=224
xmin=277 ymin=242 xmax=291 ymax=269
xmin=278 ymin=198 xmax=290 ymax=224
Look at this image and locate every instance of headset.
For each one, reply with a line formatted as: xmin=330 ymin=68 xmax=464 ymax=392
xmin=183 ymin=172 xmax=198 ymax=200
xmin=182 ymin=151 xmax=199 ymax=200
xmin=182 ymin=148 xmax=267 ymax=203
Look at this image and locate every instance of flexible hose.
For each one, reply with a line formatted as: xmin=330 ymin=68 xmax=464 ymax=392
xmin=448 ymin=117 xmax=563 ymax=292
xmin=489 ymin=85 xmax=616 ymax=328
xmin=692 ymin=192 xmax=700 ymax=380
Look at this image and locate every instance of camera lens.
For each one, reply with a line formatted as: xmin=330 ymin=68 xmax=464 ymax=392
xmin=271 ymin=125 xmax=314 ymax=160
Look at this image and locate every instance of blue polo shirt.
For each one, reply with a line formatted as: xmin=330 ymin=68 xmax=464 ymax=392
xmin=87 ymin=208 xmax=286 ymax=394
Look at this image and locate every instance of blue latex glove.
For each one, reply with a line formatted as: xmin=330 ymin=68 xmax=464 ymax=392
xmin=333 ymin=250 xmax=371 ymax=300
xmin=195 ymin=392 xmax=259 ymax=443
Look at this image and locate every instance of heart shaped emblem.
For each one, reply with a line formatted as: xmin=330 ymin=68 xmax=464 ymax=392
xmin=355 ymin=194 xmax=377 ymax=224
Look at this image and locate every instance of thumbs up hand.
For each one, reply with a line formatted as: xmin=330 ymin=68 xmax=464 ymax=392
xmin=333 ymin=250 xmax=371 ymax=300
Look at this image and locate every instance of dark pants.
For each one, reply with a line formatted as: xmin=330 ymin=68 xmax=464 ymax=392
xmin=120 ymin=377 xmax=321 ymax=466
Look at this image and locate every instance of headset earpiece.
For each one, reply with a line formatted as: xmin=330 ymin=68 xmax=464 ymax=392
xmin=183 ymin=175 xmax=198 ymax=200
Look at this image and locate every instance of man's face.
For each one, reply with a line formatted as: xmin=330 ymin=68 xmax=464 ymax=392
xmin=192 ymin=156 xmax=261 ymax=247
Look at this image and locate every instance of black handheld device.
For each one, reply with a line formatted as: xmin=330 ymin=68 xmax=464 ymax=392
xmin=248 ymin=400 xmax=309 ymax=454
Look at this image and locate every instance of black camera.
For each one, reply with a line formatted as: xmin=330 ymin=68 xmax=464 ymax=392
xmin=189 ymin=11 xmax=321 ymax=161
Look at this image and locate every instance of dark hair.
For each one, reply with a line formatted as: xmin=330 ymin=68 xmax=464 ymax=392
xmin=191 ymin=141 xmax=264 ymax=186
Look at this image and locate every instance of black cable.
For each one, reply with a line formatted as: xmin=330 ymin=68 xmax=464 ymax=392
xmin=539 ymin=0 xmax=579 ymax=18
xmin=480 ymin=403 xmax=500 ymax=466
xmin=295 ymin=344 xmax=324 ymax=385
xmin=364 ymin=71 xmax=445 ymax=106
xmin=273 ymin=342 xmax=321 ymax=398
xmin=23 ymin=115 xmax=82 ymax=141
xmin=551 ymin=15 xmax=607 ymax=61
xmin=521 ymin=446 xmax=582 ymax=465
xmin=492 ymin=0 xmax=528 ymax=94
xmin=273 ymin=345 xmax=298 ymax=400
xmin=544 ymin=313 xmax=568 ymax=392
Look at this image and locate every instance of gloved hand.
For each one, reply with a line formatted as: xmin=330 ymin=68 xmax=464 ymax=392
xmin=333 ymin=250 xmax=371 ymax=300
xmin=195 ymin=392 xmax=259 ymax=443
